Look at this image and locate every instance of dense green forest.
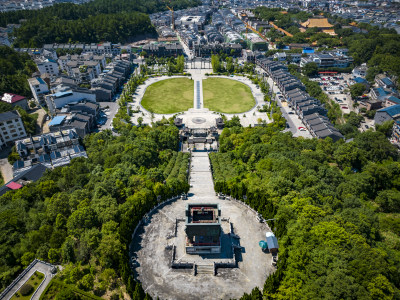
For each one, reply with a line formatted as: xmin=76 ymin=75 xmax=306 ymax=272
xmin=210 ymin=124 xmax=400 ymax=299
xmin=0 ymin=124 xmax=190 ymax=298
xmin=0 ymin=0 xmax=200 ymax=47
xmin=0 ymin=46 xmax=36 ymax=97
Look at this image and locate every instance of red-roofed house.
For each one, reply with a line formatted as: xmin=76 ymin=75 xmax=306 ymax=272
xmin=1 ymin=93 xmax=29 ymax=110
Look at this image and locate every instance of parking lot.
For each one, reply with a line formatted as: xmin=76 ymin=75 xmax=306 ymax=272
xmin=98 ymin=102 xmax=119 ymax=131
xmin=310 ymin=73 xmax=355 ymax=115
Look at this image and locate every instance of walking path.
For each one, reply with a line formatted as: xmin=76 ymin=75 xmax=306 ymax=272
xmin=1 ymin=260 xmax=56 ymax=300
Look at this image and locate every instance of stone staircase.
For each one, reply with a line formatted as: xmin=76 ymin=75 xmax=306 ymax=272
xmin=195 ymin=264 xmax=215 ymax=276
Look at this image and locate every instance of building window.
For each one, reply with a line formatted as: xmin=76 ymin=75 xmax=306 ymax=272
xmin=6 ymin=121 xmax=12 ymax=124
xmin=12 ymin=134 xmax=17 ymax=138
xmin=10 ymin=129 xmax=16 ymax=133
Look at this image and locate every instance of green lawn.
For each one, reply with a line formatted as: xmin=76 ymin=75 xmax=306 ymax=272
xmin=141 ymin=77 xmax=194 ymax=114
xmin=203 ymin=77 xmax=255 ymax=114
xmin=12 ymin=271 xmax=44 ymax=300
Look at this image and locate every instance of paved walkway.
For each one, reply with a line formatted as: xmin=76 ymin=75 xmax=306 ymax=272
xmin=1 ymin=260 xmax=55 ymax=300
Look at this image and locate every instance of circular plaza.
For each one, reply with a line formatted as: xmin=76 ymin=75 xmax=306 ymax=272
xmin=130 ymin=152 xmax=275 ymax=300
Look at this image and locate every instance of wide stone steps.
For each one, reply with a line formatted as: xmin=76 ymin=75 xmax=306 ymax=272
xmin=195 ymin=264 xmax=215 ymax=276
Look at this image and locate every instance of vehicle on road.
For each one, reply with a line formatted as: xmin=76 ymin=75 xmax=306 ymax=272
xmin=288 ymin=111 xmax=294 ymax=114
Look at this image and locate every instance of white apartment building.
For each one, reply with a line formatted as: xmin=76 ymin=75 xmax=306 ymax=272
xmin=0 ymin=111 xmax=27 ymax=149
xmin=45 ymin=85 xmax=96 ymax=115
xmin=28 ymin=77 xmax=49 ymax=104
xmin=35 ymin=58 xmax=59 ymax=76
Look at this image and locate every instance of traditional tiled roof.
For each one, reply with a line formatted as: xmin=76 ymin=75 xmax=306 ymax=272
xmin=301 ymin=18 xmax=333 ymax=28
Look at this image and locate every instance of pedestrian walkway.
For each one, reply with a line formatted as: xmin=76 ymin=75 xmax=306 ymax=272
xmin=192 ymin=75 xmax=204 ymax=109
xmin=1 ymin=260 xmax=56 ymax=300
xmin=189 ymin=151 xmax=215 ymax=200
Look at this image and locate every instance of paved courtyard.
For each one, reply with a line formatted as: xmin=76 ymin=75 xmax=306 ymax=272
xmin=131 ymin=152 xmax=275 ymax=300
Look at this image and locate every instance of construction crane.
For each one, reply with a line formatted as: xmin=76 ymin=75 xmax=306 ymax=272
xmin=167 ymin=5 xmax=175 ymax=30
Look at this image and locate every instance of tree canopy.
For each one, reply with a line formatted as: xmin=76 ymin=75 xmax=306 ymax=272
xmin=0 ymin=0 xmax=201 ymax=47
xmin=0 ymin=124 xmax=189 ymax=298
xmin=210 ymin=125 xmax=400 ymax=299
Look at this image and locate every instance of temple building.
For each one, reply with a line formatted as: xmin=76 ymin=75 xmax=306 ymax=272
xmin=185 ymin=204 xmax=221 ymax=254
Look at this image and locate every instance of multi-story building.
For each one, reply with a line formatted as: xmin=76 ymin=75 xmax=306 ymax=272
xmin=300 ymin=51 xmax=352 ymax=68
xmin=0 ymin=110 xmax=27 ymax=149
xmin=28 ymin=77 xmax=50 ymax=104
xmin=14 ymin=128 xmax=87 ymax=174
xmin=35 ymin=58 xmax=59 ymax=76
xmin=45 ymin=85 xmax=96 ymax=115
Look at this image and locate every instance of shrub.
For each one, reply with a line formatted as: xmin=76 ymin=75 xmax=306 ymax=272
xmin=20 ymin=283 xmax=34 ymax=296
xmin=37 ymin=272 xmax=44 ymax=280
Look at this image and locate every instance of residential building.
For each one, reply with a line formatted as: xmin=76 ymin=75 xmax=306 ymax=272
xmin=14 ymin=128 xmax=87 ymax=173
xmin=352 ymin=64 xmax=368 ymax=78
xmin=35 ymin=58 xmax=59 ymax=76
xmin=45 ymin=85 xmax=96 ymax=115
xmin=374 ymin=104 xmax=400 ymax=125
xmin=1 ymin=93 xmax=29 ymax=110
xmin=375 ymin=74 xmax=396 ymax=89
xmin=0 ymin=163 xmax=48 ymax=196
xmin=0 ymin=110 xmax=27 ymax=149
xmin=28 ymin=77 xmax=49 ymax=104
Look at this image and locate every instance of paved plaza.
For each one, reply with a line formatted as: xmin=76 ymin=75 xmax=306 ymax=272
xmin=129 ymin=66 xmax=271 ymax=128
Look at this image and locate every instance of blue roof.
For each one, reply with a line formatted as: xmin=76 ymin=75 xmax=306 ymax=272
xmin=39 ymin=154 xmax=51 ymax=163
xmin=378 ymin=104 xmax=400 ymax=117
xmin=388 ymin=96 xmax=400 ymax=105
xmin=303 ymin=48 xmax=314 ymax=54
xmin=354 ymin=77 xmax=368 ymax=84
xmin=49 ymin=116 xmax=66 ymax=126
xmin=50 ymin=151 xmax=61 ymax=160
xmin=53 ymin=91 xmax=72 ymax=98
xmin=37 ymin=77 xmax=46 ymax=85
xmin=73 ymin=145 xmax=85 ymax=153
xmin=375 ymin=87 xmax=388 ymax=97
xmin=381 ymin=77 xmax=393 ymax=86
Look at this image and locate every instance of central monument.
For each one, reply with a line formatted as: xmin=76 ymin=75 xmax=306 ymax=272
xmin=185 ymin=204 xmax=221 ymax=254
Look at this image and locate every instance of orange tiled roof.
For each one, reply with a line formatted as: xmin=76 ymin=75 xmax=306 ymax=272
xmin=322 ymin=29 xmax=337 ymax=36
xmin=301 ymin=18 xmax=333 ymax=28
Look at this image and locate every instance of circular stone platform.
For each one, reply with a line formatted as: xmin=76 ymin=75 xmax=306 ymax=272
xmin=131 ymin=197 xmax=275 ymax=300
xmin=192 ymin=117 xmax=207 ymax=124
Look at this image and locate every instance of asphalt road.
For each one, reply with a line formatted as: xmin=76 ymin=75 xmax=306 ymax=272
xmin=98 ymin=102 xmax=119 ymax=131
